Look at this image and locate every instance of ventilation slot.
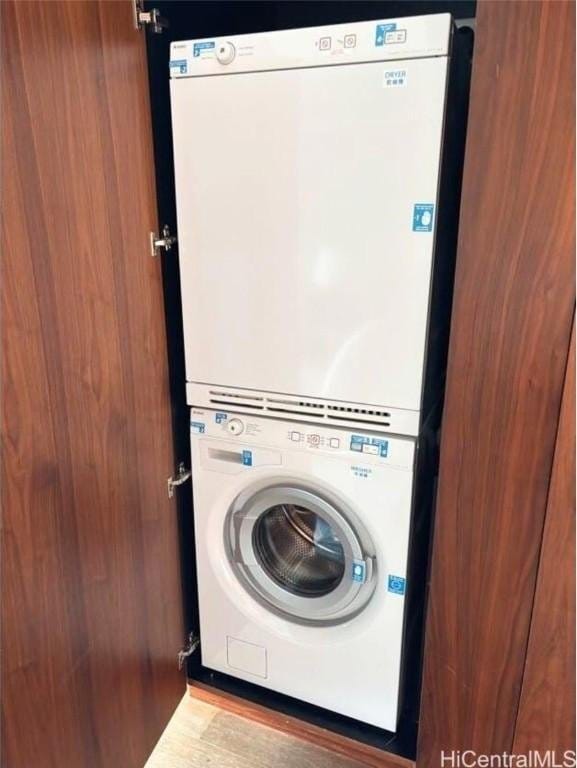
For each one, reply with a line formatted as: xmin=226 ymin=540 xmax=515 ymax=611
xmin=209 ymin=390 xmax=264 ymax=402
xmin=196 ymin=384 xmax=397 ymax=430
xmin=326 ymin=414 xmax=391 ymax=427
xmin=208 ymin=390 xmax=265 ymax=411
xmin=266 ymin=406 xmax=325 ymax=419
xmin=210 ymin=399 xmax=264 ymax=410
xmin=266 ymin=398 xmax=325 ymax=410
xmin=265 ymin=398 xmax=326 ymax=419
xmin=327 ymin=405 xmax=391 ymax=418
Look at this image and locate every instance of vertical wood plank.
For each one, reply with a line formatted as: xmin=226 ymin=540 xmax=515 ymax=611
xmin=1 ymin=3 xmax=184 ymax=767
xmin=513 ymin=322 xmax=575 ymax=751
xmin=418 ymin=0 xmax=575 ymax=761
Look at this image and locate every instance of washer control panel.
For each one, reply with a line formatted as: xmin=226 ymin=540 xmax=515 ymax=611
xmin=288 ymin=430 xmax=341 ymax=451
xmin=189 ymin=408 xmax=415 ymax=470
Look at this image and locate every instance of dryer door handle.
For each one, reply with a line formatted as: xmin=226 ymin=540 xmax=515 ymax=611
xmin=229 ymin=512 xmax=258 ymax=565
xmin=364 ymin=556 xmax=374 ymax=584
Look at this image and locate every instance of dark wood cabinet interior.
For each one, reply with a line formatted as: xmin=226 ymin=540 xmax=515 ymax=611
xmin=1 ymin=2 xmax=574 ymax=768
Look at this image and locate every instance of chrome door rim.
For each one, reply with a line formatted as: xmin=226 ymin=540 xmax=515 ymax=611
xmin=226 ymin=482 xmax=377 ymax=625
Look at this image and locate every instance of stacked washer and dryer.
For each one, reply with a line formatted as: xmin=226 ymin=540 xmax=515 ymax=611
xmin=169 ymin=14 xmax=463 ymax=734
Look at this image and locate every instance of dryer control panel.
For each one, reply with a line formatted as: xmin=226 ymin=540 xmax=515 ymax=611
xmin=170 ymin=14 xmax=451 ymax=79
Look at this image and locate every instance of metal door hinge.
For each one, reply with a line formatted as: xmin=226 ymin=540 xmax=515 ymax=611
xmin=133 ymin=0 xmax=168 ymax=33
xmin=150 ymin=225 xmax=177 ymax=257
xmin=178 ymin=632 xmax=200 ymax=670
xmin=167 ymin=462 xmax=191 ymax=498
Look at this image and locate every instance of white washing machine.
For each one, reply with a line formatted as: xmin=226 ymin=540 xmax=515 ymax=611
xmin=190 ymin=407 xmax=416 ymax=732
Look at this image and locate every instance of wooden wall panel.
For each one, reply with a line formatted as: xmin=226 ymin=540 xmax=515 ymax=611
xmin=513 ymin=323 xmax=575 ymax=751
xmin=1 ymin=3 xmax=184 ymax=767
xmin=418 ymin=0 xmax=575 ymax=760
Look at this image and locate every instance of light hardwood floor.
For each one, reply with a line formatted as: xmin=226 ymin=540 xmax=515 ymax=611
xmin=145 ymin=693 xmax=369 ymax=768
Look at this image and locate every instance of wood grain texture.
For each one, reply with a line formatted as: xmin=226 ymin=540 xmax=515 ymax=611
xmin=189 ymin=683 xmax=414 ymax=768
xmin=147 ymin=694 xmax=377 ymax=768
xmin=1 ymin=2 xmax=184 ymax=767
xmin=418 ymin=0 xmax=575 ymax=760
xmin=513 ymin=322 xmax=576 ymax=751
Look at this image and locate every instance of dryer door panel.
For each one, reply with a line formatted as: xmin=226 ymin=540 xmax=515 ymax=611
xmin=170 ymin=56 xmax=448 ymax=411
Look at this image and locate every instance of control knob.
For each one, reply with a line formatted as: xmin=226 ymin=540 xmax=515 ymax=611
xmin=227 ymin=418 xmax=244 ymax=436
xmin=215 ymin=41 xmax=236 ymax=64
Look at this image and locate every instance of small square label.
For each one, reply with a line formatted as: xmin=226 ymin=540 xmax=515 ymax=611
xmin=350 ymin=435 xmax=388 ymax=457
xmin=375 ymin=23 xmax=396 ymax=46
xmin=319 ymin=36 xmax=331 ymax=51
xmin=193 ymin=41 xmax=215 ymax=57
xmin=170 ymin=59 xmax=188 ymax=75
xmin=413 ymin=203 xmax=435 ymax=232
xmin=344 ymin=34 xmax=356 ymax=48
xmin=242 ymin=450 xmax=253 ymax=466
xmin=190 ymin=421 xmax=205 ymax=434
xmin=388 ymin=575 xmax=406 ymax=595
xmin=215 ymin=412 xmax=228 ymax=424
xmin=352 ymin=561 xmax=366 ymax=582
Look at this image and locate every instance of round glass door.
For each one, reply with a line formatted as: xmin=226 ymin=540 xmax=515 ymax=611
xmin=226 ymin=482 xmax=377 ymax=625
xmin=253 ymin=503 xmax=345 ymax=597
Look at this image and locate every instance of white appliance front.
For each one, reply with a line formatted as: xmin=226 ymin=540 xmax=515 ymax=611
xmin=190 ymin=408 xmax=416 ymax=731
xmin=170 ymin=16 xmax=451 ymax=419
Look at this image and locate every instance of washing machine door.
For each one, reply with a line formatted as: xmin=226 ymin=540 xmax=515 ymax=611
xmin=226 ymin=482 xmax=377 ymax=624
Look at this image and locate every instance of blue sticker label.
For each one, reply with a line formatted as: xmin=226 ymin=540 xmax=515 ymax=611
xmin=215 ymin=412 xmax=228 ymax=424
xmin=413 ymin=203 xmax=435 ymax=232
xmin=350 ymin=435 xmax=389 ymax=457
xmin=242 ymin=450 xmax=253 ymax=466
xmin=388 ymin=575 xmax=406 ymax=595
xmin=375 ymin=22 xmax=396 ymax=46
xmin=376 ymin=23 xmax=407 ymax=45
xmin=170 ymin=59 xmax=187 ymax=75
xmin=352 ymin=561 xmax=366 ymax=582
xmin=190 ymin=421 xmax=205 ymax=434
xmin=193 ymin=41 xmax=215 ymax=57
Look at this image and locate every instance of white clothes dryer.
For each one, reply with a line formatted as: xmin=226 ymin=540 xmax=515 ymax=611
xmin=170 ymin=15 xmax=455 ymax=437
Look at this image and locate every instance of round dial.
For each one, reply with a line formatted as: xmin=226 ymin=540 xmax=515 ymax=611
xmin=215 ymin=41 xmax=235 ymax=65
xmin=227 ymin=418 xmax=244 ymax=436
